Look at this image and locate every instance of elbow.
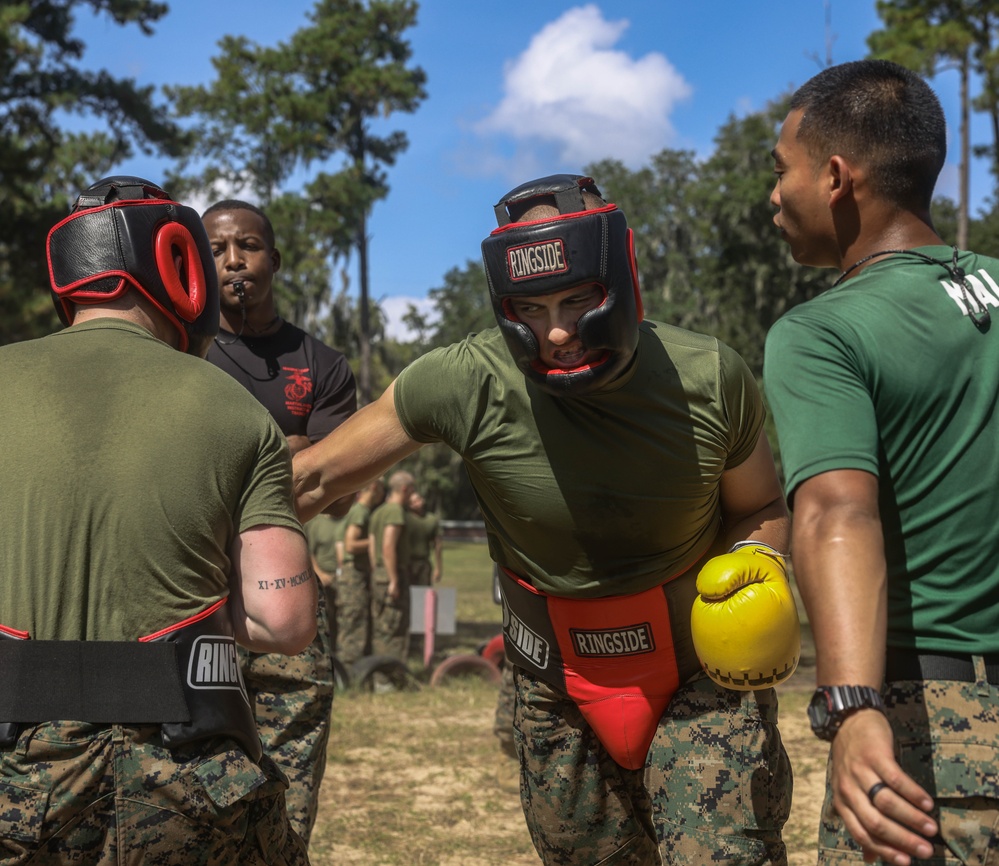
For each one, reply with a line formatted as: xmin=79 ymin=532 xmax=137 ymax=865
xmin=277 ymin=618 xmax=318 ymax=656
xmin=244 ymin=611 xmax=317 ymax=656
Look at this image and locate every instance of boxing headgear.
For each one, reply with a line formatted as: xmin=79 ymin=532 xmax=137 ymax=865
xmin=46 ymin=176 xmax=219 ymax=356
xmin=481 ymin=174 xmax=643 ymax=396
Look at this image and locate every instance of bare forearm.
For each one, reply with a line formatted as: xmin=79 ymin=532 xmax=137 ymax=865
xmin=321 ymin=494 xmax=355 ymax=519
xmin=794 ymin=505 xmax=887 ymax=686
xmin=312 ymin=558 xmax=335 ymax=588
xmin=718 ymin=431 xmax=789 ymax=551
xmin=344 ymin=527 xmax=368 ymax=555
xmin=293 ymin=383 xmax=421 ymax=521
xmin=384 ymin=545 xmax=399 ymax=588
xmin=722 ymin=494 xmax=789 ymax=551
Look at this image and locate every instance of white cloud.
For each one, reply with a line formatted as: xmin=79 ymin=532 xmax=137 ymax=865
xmin=379 ymin=295 xmax=438 ymax=342
xmin=475 ymin=4 xmax=691 ymax=172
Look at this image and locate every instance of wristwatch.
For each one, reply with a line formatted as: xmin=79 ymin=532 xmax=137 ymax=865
xmin=808 ymin=685 xmax=886 ymax=741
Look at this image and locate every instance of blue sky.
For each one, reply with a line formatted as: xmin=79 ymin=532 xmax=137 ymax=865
xmin=75 ymin=0 xmax=992 ymax=337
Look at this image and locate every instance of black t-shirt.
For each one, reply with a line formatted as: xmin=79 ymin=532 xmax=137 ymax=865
xmin=207 ymin=322 xmax=357 ymax=440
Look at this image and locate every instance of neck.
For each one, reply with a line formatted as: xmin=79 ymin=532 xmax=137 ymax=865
xmin=835 ymin=209 xmax=942 ymax=280
xmin=219 ymin=306 xmax=282 ymax=338
xmin=73 ymin=298 xmax=180 ymax=349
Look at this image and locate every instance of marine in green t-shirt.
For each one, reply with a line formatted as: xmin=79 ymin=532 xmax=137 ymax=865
xmin=368 ymin=472 xmax=416 ymax=669
xmin=404 ymin=490 xmax=442 ymax=586
xmin=290 ymin=174 xmax=793 ymax=864
xmin=0 ymin=176 xmax=312 ymax=866
xmin=763 ymin=59 xmax=999 ymax=864
xmin=334 ymin=479 xmax=385 ymax=666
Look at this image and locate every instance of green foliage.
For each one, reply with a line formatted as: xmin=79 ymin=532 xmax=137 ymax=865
xmin=868 ymin=0 xmax=999 ymax=220
xmin=693 ymin=102 xmax=829 ymax=375
xmin=403 ymin=260 xmax=494 ymax=353
xmin=587 ymin=150 xmax=704 ymax=326
xmin=584 ymin=100 xmax=827 ymax=379
xmin=869 ymin=0 xmax=975 ymax=75
xmin=0 ymin=0 xmax=186 ymax=344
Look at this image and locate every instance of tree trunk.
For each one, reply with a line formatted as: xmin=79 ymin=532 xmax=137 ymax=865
xmin=959 ymin=52 xmax=970 ymax=249
xmin=358 ymin=207 xmax=372 ymax=406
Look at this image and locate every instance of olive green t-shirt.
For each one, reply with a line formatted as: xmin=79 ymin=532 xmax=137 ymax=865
xmin=369 ymin=501 xmax=409 ymax=571
xmin=342 ymin=501 xmax=373 ymax=570
xmin=394 ymin=322 xmax=763 ymax=597
xmin=405 ymin=510 xmax=440 ymax=561
xmin=1 ymin=319 xmax=303 ymax=641
xmin=307 ymin=513 xmax=348 ymax=574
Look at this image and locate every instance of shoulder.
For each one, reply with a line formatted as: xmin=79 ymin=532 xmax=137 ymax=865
xmin=639 ymin=320 xmax=750 ymax=376
xmin=402 ymin=329 xmax=507 ymax=376
xmin=395 ymin=328 xmax=514 ymax=412
xmin=765 ymin=293 xmax=851 ymax=354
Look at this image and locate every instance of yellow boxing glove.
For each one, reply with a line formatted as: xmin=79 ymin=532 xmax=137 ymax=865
xmin=690 ymin=542 xmax=800 ymax=690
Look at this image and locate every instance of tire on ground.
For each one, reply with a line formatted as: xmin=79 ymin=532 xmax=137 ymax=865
xmin=479 ymin=633 xmax=506 ymax=669
xmin=350 ymin=654 xmax=420 ymax=691
xmin=430 ymin=653 xmax=502 ymax=687
xmin=332 ymin=655 xmax=352 ymax=691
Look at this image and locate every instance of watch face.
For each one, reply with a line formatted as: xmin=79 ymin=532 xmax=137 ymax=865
xmin=808 ymin=689 xmax=836 ymax=740
xmin=808 ymin=685 xmax=885 ymax=741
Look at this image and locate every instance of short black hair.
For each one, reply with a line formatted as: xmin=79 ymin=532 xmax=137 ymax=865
xmin=790 ymin=59 xmax=946 ymax=211
xmin=202 ymin=199 xmax=275 ymax=248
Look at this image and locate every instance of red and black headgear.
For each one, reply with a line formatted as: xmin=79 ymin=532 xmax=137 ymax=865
xmin=46 ymin=176 xmax=219 ymax=356
xmin=480 ymin=174 xmax=643 ymax=396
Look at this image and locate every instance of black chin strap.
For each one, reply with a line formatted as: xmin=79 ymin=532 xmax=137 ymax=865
xmin=833 ymin=247 xmax=991 ymax=331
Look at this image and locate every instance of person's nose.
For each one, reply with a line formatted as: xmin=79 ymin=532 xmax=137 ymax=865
xmin=547 ymin=309 xmax=578 ymax=345
xmin=221 ymin=244 xmax=245 ymax=272
xmin=770 ymin=181 xmax=780 ymax=210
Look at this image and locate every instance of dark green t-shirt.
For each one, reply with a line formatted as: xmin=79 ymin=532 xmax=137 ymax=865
xmin=764 ymin=247 xmax=999 ymax=654
xmin=394 ymin=322 xmax=763 ymax=597
xmin=1 ymin=319 xmax=302 ymax=641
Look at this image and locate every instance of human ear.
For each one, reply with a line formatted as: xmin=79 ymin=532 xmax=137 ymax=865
xmin=827 ymin=155 xmax=854 ymax=207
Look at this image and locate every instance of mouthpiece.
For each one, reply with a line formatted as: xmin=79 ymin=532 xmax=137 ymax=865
xmin=233 ymin=281 xmax=246 ymax=300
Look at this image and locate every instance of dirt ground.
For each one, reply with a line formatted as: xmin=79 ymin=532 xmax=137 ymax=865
xmin=310 ymin=662 xmax=827 ymax=866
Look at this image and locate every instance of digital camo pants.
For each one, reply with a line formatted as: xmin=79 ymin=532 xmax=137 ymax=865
xmin=242 ymin=584 xmax=334 ymax=847
xmin=371 ymin=567 xmax=410 ymax=662
xmin=513 ymin=668 xmax=792 ymax=866
xmin=334 ymin=562 xmax=371 ymax=667
xmin=0 ymin=722 xmax=308 ymax=866
xmin=817 ymin=669 xmax=999 ymax=865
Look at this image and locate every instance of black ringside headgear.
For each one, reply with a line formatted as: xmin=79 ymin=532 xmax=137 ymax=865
xmin=481 ymin=174 xmax=643 ymax=396
xmin=46 ymin=176 xmax=219 ymax=356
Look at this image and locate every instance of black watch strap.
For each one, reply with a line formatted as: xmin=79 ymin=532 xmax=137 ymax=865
xmin=809 ymin=685 xmax=886 ymax=741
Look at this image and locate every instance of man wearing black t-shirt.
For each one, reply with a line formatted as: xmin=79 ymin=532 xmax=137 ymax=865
xmin=204 ymin=200 xmax=357 ymax=845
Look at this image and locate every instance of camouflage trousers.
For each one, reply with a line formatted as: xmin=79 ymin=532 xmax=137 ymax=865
xmin=334 ymin=563 xmax=372 ymax=667
xmin=371 ymin=567 xmax=411 ymax=662
xmin=241 ymin=585 xmax=334 ymax=847
xmin=494 ymin=657 xmax=518 ymax=760
xmin=514 ymin=667 xmax=791 ymax=866
xmin=818 ymin=670 xmax=999 ymax=864
xmin=0 ymin=721 xmax=309 ymax=865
